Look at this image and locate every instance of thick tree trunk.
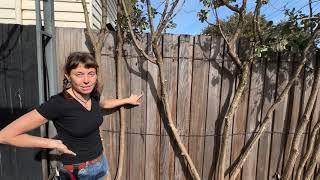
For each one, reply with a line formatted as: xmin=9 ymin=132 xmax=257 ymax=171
xmin=216 ymin=63 xmax=250 ymax=180
xmin=282 ymin=56 xmax=320 ymax=180
xmin=153 ymin=45 xmax=201 ymax=180
xmin=114 ymin=24 xmax=126 ymax=180
xmin=295 ymin=121 xmax=320 ymax=180
xmin=229 ymin=29 xmax=319 ymax=179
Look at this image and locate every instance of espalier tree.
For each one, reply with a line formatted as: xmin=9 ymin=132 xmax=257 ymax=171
xmin=198 ymin=1 xmax=320 ymax=180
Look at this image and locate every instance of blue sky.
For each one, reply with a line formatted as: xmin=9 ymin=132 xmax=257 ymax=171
xmin=150 ymin=0 xmax=320 ymax=35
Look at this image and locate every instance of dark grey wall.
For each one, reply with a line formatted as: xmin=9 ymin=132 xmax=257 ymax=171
xmin=0 ymin=24 xmax=42 ymax=180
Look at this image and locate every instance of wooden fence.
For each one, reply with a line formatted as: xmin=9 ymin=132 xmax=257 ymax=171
xmin=55 ymin=27 xmax=320 ymax=180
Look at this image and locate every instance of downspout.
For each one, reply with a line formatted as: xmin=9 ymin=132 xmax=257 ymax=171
xmin=35 ymin=0 xmax=48 ymax=179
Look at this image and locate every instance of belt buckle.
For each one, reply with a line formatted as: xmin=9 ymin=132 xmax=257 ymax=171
xmin=73 ymin=164 xmax=79 ymax=170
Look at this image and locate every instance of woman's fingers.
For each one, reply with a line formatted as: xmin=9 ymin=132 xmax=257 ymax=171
xmin=62 ymin=149 xmax=77 ymax=156
xmin=49 ymin=139 xmax=76 ymax=156
xmin=129 ymin=94 xmax=143 ymax=105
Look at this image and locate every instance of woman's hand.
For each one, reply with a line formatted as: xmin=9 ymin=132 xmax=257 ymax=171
xmin=48 ymin=139 xmax=76 ymax=156
xmin=127 ymin=94 xmax=143 ymax=105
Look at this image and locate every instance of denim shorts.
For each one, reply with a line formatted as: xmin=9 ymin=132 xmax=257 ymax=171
xmin=59 ymin=154 xmax=109 ymax=180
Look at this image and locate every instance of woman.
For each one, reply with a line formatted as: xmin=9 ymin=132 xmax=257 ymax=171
xmin=0 ymin=52 xmax=142 ymax=179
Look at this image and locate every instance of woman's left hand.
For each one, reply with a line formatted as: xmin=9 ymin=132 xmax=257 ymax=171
xmin=127 ymin=94 xmax=143 ymax=105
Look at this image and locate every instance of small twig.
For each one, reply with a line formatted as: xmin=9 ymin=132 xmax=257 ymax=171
xmin=213 ymin=5 xmax=242 ymax=68
xmin=120 ymin=0 xmax=157 ymax=64
xmin=220 ymin=0 xmax=240 ymax=13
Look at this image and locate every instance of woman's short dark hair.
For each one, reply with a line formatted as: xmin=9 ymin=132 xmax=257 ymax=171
xmin=62 ymin=52 xmax=100 ymax=101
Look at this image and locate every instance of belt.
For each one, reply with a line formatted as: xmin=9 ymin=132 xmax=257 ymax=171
xmin=63 ymin=154 xmax=103 ymax=172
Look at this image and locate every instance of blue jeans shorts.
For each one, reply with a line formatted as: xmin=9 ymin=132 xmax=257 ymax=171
xmin=60 ymin=154 xmax=109 ymax=180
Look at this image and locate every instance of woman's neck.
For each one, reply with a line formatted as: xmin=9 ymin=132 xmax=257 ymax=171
xmin=69 ymin=88 xmax=90 ymax=103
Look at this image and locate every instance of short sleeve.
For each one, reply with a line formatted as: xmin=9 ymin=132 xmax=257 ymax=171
xmin=36 ymin=95 xmax=61 ymax=120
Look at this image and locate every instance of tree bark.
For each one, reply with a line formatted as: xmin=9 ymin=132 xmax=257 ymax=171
xmin=295 ymin=121 xmax=320 ymax=180
xmin=282 ymin=53 xmax=320 ymax=180
xmin=229 ymin=28 xmax=320 ymax=180
xmin=114 ymin=3 xmax=126 ymax=177
xmin=216 ymin=63 xmax=250 ymax=180
xmin=153 ymin=44 xmax=201 ymax=180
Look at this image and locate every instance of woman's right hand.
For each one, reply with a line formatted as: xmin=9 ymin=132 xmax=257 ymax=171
xmin=48 ymin=139 xmax=76 ymax=156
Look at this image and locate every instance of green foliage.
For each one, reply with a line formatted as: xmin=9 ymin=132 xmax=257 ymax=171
xmin=199 ymin=1 xmax=320 ymax=58
xmin=119 ymin=0 xmax=177 ymax=33
xmin=117 ymin=0 xmax=149 ymax=32
xmin=261 ymin=7 xmax=319 ymax=56
xmin=202 ymin=12 xmax=273 ymax=40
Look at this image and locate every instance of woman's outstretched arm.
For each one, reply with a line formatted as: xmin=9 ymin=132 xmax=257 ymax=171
xmin=0 ymin=110 xmax=76 ymax=156
xmin=99 ymin=94 xmax=143 ymax=109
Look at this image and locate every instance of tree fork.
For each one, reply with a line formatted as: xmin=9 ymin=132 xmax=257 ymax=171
xmin=216 ymin=63 xmax=250 ymax=180
xmin=229 ymin=28 xmax=320 ymax=180
xmin=153 ymin=45 xmax=201 ymax=180
xmin=282 ymin=52 xmax=320 ymax=180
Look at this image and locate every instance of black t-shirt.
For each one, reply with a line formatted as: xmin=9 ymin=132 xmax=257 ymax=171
xmin=36 ymin=93 xmax=103 ymax=165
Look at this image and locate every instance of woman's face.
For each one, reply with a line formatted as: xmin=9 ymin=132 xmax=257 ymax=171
xmin=66 ymin=63 xmax=97 ymax=95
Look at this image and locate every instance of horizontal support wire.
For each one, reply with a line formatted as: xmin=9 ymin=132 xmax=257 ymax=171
xmin=101 ymin=129 xmax=311 ymax=137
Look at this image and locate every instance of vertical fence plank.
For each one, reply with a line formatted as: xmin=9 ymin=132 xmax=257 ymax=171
xmin=63 ymin=27 xmax=72 ymax=59
xmin=160 ymin=34 xmax=178 ymax=180
xmin=101 ymin=32 xmax=118 ymax=179
xmin=128 ymin=33 xmax=147 ymax=180
xmin=55 ymin=28 xmax=65 ymax=92
xmin=256 ymin=57 xmax=277 ymax=180
xmin=269 ymin=55 xmax=291 ymax=179
xmin=117 ymin=38 xmax=132 ymax=180
xmin=188 ymin=35 xmax=210 ymax=177
xmin=69 ymin=28 xmax=82 ymax=52
xmin=282 ymin=54 xmax=302 ymax=179
xmin=218 ymin=49 xmax=237 ymax=180
xmin=102 ymin=50 xmax=118 ymax=179
xmin=145 ymin=59 xmax=160 ymax=180
xmin=202 ymin=36 xmax=223 ymax=180
xmin=242 ymin=61 xmax=265 ymax=180
xmin=175 ymin=35 xmax=193 ymax=180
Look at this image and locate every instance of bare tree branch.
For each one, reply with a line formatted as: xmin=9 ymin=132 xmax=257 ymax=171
xmin=229 ymin=0 xmax=246 ymax=45
xmin=152 ymin=44 xmax=201 ymax=180
xmin=154 ymin=0 xmax=179 ymax=40
xmin=304 ymin=125 xmax=320 ymax=180
xmin=97 ymin=0 xmax=108 ymax=50
xmin=216 ymin=63 xmax=250 ymax=180
xmin=301 ymin=16 xmax=320 ymax=21
xmin=220 ymin=0 xmax=240 ymax=13
xmin=229 ymin=27 xmax=320 ymax=180
xmin=146 ymin=0 xmax=155 ymax=39
xmin=120 ymin=0 xmax=157 ymax=64
xmin=282 ymin=51 xmax=320 ymax=180
xmin=157 ymin=0 xmax=169 ymax=32
xmin=295 ymin=119 xmax=320 ymax=180
xmin=213 ymin=5 xmax=242 ymax=68
xmin=114 ymin=2 xmax=126 ymax=180
xmin=81 ymin=0 xmax=98 ymax=47
xmin=253 ymin=0 xmax=263 ymax=44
